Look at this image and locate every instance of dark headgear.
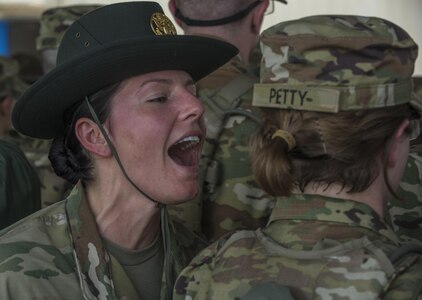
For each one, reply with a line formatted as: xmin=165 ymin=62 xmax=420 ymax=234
xmin=12 ymin=1 xmax=237 ymax=139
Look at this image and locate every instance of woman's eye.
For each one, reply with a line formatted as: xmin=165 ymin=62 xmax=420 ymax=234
xmin=148 ymin=96 xmax=168 ymax=103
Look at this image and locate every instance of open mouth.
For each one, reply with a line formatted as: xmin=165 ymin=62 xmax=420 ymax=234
xmin=168 ymin=135 xmax=201 ymax=167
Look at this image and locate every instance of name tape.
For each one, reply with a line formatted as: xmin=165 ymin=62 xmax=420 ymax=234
xmin=253 ymin=84 xmax=340 ymax=113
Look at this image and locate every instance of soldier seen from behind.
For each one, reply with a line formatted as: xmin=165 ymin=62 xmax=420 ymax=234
xmin=174 ymin=15 xmax=422 ymax=299
xmin=0 ymin=2 xmax=236 ymax=299
xmin=168 ymin=0 xmax=287 ymax=241
xmin=0 ymin=56 xmax=40 ymax=229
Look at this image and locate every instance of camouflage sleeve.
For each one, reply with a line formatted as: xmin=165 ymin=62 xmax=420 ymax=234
xmin=173 ymin=236 xmax=226 ymax=299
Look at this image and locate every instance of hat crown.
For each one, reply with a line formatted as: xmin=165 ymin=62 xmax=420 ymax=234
xmin=256 ymin=15 xmax=419 ymax=111
xmin=57 ymin=2 xmax=176 ymax=66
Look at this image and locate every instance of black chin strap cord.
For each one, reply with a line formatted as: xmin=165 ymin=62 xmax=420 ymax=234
xmin=85 ymin=96 xmax=173 ymax=299
xmin=85 ymin=96 xmax=158 ymax=205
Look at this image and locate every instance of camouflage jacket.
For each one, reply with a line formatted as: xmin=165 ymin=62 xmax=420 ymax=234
xmin=389 ymin=152 xmax=422 ymax=243
xmin=0 ymin=183 xmax=200 ymax=300
xmin=174 ymin=194 xmax=422 ymax=300
xmin=170 ymin=53 xmax=275 ymax=241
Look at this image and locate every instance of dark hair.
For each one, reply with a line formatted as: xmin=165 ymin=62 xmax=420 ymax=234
xmin=250 ymin=104 xmax=415 ymax=197
xmin=48 ymin=82 xmax=121 ymax=184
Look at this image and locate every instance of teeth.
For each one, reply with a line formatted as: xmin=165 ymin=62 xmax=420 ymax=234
xmin=175 ymin=136 xmax=200 ymax=145
xmin=174 ymin=136 xmax=200 ymax=151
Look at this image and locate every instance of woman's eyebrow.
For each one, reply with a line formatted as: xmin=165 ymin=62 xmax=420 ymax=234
xmin=139 ymin=77 xmax=195 ymax=89
xmin=139 ymin=78 xmax=172 ymax=88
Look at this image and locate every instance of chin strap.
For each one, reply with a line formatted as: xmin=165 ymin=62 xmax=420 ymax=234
xmin=85 ymin=96 xmax=158 ymax=205
xmin=161 ymin=205 xmax=174 ymax=300
xmin=85 ymin=96 xmax=173 ymax=299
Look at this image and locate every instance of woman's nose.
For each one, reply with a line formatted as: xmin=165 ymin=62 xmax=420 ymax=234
xmin=178 ymin=91 xmax=204 ymax=121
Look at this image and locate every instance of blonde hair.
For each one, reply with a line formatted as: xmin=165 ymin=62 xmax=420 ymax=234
xmin=250 ymin=105 xmax=414 ymax=197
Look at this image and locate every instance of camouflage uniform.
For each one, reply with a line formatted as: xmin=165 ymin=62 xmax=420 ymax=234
xmin=200 ymin=54 xmax=276 ymax=240
xmin=170 ymin=47 xmax=276 ymax=240
xmin=0 ymin=183 xmax=202 ymax=299
xmin=174 ymin=195 xmax=422 ymax=299
xmin=174 ymin=15 xmax=422 ymax=299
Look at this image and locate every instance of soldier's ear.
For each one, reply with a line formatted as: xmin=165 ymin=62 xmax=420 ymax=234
xmin=386 ymin=119 xmax=409 ymax=168
xmin=74 ymin=117 xmax=111 ymax=157
xmin=168 ymin=0 xmax=183 ymax=27
xmin=251 ymin=0 xmax=269 ymax=34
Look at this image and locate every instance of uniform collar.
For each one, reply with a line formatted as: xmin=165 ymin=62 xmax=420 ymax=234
xmin=65 ymin=183 xmax=122 ymax=299
xmin=268 ymin=194 xmax=400 ymax=245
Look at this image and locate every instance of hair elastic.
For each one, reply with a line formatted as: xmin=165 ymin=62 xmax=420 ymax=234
xmin=272 ymin=129 xmax=296 ymax=151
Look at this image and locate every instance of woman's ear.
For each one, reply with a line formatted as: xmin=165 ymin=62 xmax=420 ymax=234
xmin=387 ymin=119 xmax=410 ymax=168
xmin=74 ymin=117 xmax=111 ymax=157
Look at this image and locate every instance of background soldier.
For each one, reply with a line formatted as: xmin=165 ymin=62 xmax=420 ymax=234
xmin=168 ymin=0 xmax=287 ymax=240
xmin=14 ymin=4 xmax=101 ymax=207
xmin=0 ymin=56 xmax=40 ymax=229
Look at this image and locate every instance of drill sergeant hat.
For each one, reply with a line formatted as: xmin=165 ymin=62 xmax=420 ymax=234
xmin=0 ymin=56 xmax=28 ymax=98
xmin=36 ymin=5 xmax=101 ymax=51
xmin=12 ymin=1 xmax=238 ymax=139
xmin=252 ymin=15 xmax=421 ymax=113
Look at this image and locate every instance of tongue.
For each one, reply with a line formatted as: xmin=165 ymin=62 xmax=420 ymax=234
xmin=169 ymin=143 xmax=197 ymax=166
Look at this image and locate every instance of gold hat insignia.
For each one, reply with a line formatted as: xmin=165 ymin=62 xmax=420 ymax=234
xmin=150 ymin=12 xmax=177 ymax=36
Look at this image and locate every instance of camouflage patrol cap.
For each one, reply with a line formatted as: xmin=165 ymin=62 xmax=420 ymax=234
xmin=253 ymin=15 xmax=420 ymax=113
xmin=0 ymin=56 xmax=28 ymax=98
xmin=36 ymin=5 xmax=101 ymax=51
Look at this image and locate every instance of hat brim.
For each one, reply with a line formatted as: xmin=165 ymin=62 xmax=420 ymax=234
xmin=12 ymin=35 xmax=237 ymax=139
